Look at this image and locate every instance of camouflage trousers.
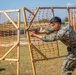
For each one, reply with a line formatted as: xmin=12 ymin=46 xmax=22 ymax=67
xmin=62 ymin=47 xmax=76 ymax=75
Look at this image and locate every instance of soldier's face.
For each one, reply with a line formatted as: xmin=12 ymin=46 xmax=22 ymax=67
xmin=53 ymin=23 xmax=61 ymax=31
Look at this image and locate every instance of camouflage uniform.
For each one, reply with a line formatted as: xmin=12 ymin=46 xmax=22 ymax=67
xmin=41 ymin=25 xmax=76 ymax=75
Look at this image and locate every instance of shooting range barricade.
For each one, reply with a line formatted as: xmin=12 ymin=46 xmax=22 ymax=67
xmin=0 ymin=9 xmax=20 ymax=75
xmin=22 ymin=6 xmax=76 ymax=75
xmin=0 ymin=6 xmax=76 ymax=75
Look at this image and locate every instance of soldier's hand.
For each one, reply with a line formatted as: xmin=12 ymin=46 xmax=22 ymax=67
xmin=29 ymin=31 xmax=36 ymax=37
xmin=34 ymin=28 xmax=39 ymax=34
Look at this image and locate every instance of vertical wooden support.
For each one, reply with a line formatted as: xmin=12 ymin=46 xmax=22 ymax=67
xmin=17 ymin=10 xmax=20 ymax=75
xmin=67 ymin=7 xmax=76 ymax=32
xmin=0 ymin=9 xmax=20 ymax=75
xmin=51 ymin=7 xmax=60 ymax=57
xmin=0 ymin=36 xmax=2 ymax=54
xmin=67 ymin=7 xmax=70 ymax=25
xmin=70 ymin=10 xmax=72 ymax=26
xmin=72 ymin=10 xmax=76 ymax=32
xmin=71 ymin=9 xmax=73 ymax=26
xmin=22 ymin=7 xmax=36 ymax=75
xmin=51 ymin=7 xmax=54 ymax=18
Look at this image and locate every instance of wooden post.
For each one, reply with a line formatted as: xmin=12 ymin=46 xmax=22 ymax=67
xmin=22 ymin=7 xmax=37 ymax=75
xmin=67 ymin=7 xmax=70 ymax=25
xmin=51 ymin=7 xmax=54 ymax=17
xmin=0 ymin=9 xmax=20 ymax=75
xmin=17 ymin=10 xmax=20 ymax=75
xmin=51 ymin=7 xmax=60 ymax=57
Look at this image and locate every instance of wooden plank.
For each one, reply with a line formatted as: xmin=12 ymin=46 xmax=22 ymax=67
xmin=24 ymin=7 xmax=35 ymax=16
xmin=5 ymin=59 xmax=18 ymax=61
xmin=39 ymin=7 xmax=76 ymax=9
xmin=34 ymin=55 xmax=66 ymax=62
xmin=67 ymin=7 xmax=70 ymax=25
xmin=31 ymin=44 xmax=47 ymax=60
xmin=22 ymin=7 xmax=37 ymax=75
xmin=17 ymin=10 xmax=20 ymax=75
xmin=27 ymin=7 xmax=40 ymax=30
xmin=1 ymin=42 xmax=18 ymax=60
xmin=0 ymin=9 xmax=19 ymax=13
xmin=51 ymin=7 xmax=54 ymax=17
xmin=3 ymin=11 xmax=18 ymax=29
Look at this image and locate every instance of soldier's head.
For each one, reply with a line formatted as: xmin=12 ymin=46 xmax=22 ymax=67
xmin=50 ymin=17 xmax=62 ymax=31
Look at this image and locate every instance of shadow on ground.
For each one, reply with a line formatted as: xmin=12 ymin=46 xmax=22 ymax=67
xmin=0 ymin=68 xmax=6 ymax=71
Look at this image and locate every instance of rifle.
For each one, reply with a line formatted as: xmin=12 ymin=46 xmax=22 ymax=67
xmin=25 ymin=28 xmax=40 ymax=34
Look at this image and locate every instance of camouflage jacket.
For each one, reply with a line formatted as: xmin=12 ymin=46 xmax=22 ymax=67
xmin=41 ymin=24 xmax=76 ymax=47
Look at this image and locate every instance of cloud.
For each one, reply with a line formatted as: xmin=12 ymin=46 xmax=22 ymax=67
xmin=66 ymin=3 xmax=75 ymax=7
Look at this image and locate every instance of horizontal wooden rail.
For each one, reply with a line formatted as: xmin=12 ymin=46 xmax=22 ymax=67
xmin=0 ymin=9 xmax=19 ymax=13
xmin=34 ymin=55 xmax=66 ymax=62
xmin=39 ymin=7 xmax=76 ymax=9
xmin=0 ymin=58 xmax=18 ymax=62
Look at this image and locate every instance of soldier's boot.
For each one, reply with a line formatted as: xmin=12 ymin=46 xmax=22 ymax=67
xmin=62 ymin=73 xmax=72 ymax=75
xmin=67 ymin=73 xmax=72 ymax=75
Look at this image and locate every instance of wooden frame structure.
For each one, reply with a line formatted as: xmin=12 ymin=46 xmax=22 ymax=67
xmin=22 ymin=6 xmax=76 ymax=75
xmin=0 ymin=9 xmax=20 ymax=75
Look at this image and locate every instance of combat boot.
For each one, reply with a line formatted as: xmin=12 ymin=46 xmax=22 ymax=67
xmin=62 ymin=73 xmax=72 ymax=75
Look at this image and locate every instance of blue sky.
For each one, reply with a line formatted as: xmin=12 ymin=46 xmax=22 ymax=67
xmin=0 ymin=0 xmax=76 ymax=21
xmin=0 ymin=0 xmax=76 ymax=10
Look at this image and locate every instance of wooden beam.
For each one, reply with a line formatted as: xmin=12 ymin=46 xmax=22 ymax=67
xmin=39 ymin=7 xmax=76 ymax=9
xmin=17 ymin=10 xmax=20 ymax=75
xmin=0 ymin=58 xmax=18 ymax=61
xmin=22 ymin=7 xmax=28 ymax=29
xmin=1 ymin=42 xmax=18 ymax=60
xmin=27 ymin=7 xmax=40 ymax=30
xmin=31 ymin=44 xmax=47 ymax=60
xmin=51 ymin=7 xmax=54 ymax=17
xmin=67 ymin=7 xmax=70 ymax=25
xmin=24 ymin=7 xmax=35 ymax=16
xmin=22 ymin=8 xmax=37 ymax=75
xmin=34 ymin=55 xmax=66 ymax=62
xmin=3 ymin=11 xmax=18 ymax=29
xmin=0 ymin=9 xmax=19 ymax=13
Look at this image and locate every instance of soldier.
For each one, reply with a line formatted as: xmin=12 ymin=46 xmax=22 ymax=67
xmin=30 ymin=17 xmax=76 ymax=75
